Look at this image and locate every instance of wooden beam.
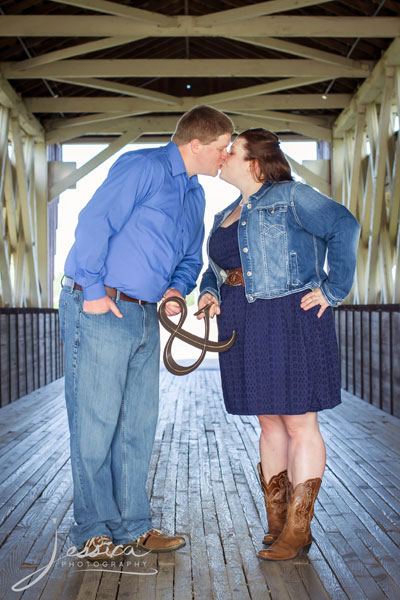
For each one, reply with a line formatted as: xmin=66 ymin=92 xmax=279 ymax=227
xmin=197 ymin=0 xmax=332 ymax=26
xmin=13 ymin=37 xmax=140 ymax=71
xmin=0 ymin=107 xmax=14 ymax=306
xmin=285 ymin=155 xmax=331 ymax=196
xmin=46 ymin=114 xmax=294 ymax=144
xmin=3 ymin=59 xmax=372 ymax=79
xmin=227 ymin=108 xmax=330 ymax=127
xmin=394 ymin=230 xmax=400 ymax=303
xmin=0 ymin=16 xmax=398 ymax=38
xmin=26 ymin=94 xmax=352 ymax=114
xmin=334 ymin=38 xmax=400 ymax=134
xmin=197 ymin=78 xmax=338 ymax=104
xmin=230 ymin=37 xmax=369 ymax=70
xmin=34 ymin=140 xmax=50 ymax=306
xmin=0 ymin=74 xmax=43 ymax=137
xmin=348 ymin=107 xmax=366 ymax=218
xmin=365 ymin=69 xmax=395 ymax=303
xmin=9 ymin=117 xmax=41 ymax=306
xmin=45 ymin=110 xmax=150 ymax=130
xmin=47 ymin=0 xmax=175 ymax=26
xmin=44 ymin=77 xmax=181 ymax=105
xmin=64 ymin=132 xmax=312 ymax=144
xmin=389 ymin=67 xmax=400 ymax=244
xmin=49 ymin=127 xmax=143 ymax=200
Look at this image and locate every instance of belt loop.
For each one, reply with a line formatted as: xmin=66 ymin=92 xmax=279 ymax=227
xmin=116 ymin=289 xmax=120 ymax=302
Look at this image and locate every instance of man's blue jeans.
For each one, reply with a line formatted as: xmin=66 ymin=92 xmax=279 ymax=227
xmin=59 ymin=284 xmax=160 ymax=548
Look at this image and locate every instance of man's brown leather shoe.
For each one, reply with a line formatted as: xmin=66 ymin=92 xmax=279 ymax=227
xmin=80 ymin=535 xmax=124 ymax=561
xmin=124 ymin=529 xmax=186 ymax=553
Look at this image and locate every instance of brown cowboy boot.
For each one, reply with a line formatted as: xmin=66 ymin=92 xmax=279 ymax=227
xmin=258 ymin=477 xmax=321 ymax=561
xmin=257 ymin=463 xmax=289 ymax=545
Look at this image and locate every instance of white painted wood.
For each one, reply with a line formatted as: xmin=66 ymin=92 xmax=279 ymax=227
xmin=13 ymin=37 xmax=140 ymax=71
xmin=200 ymin=77 xmax=333 ymax=104
xmin=348 ymin=107 xmax=366 ymax=217
xmin=0 ymin=15 xmax=397 ymax=38
xmin=231 ymin=36 xmax=368 ymax=69
xmin=48 ymin=127 xmax=143 ymax=200
xmin=0 ymin=74 xmax=43 ymax=136
xmin=45 ymin=77 xmax=180 ymax=105
xmin=9 ymin=118 xmax=41 ymax=307
xmin=3 ymin=59 xmax=372 ymax=79
xmin=196 ymin=0 xmax=333 ymax=25
xmin=0 ymin=107 xmax=14 ymax=306
xmin=26 ymin=94 xmax=352 ymax=113
xmin=34 ymin=141 xmax=50 ymax=307
xmin=47 ymin=0 xmax=175 ymax=25
xmin=286 ymin=155 xmax=331 ymax=196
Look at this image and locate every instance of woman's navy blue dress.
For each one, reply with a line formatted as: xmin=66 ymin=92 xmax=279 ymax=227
xmin=209 ymin=221 xmax=341 ymax=416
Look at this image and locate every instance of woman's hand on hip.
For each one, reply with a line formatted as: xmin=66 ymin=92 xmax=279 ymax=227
xmin=196 ymin=293 xmax=221 ymax=319
xmin=300 ymin=288 xmax=329 ymax=318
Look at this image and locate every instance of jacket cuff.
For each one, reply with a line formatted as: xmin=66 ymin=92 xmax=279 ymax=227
xmin=83 ymin=281 xmax=106 ymax=301
xmin=199 ymin=286 xmax=221 ymax=304
xmin=320 ymin=282 xmax=343 ymax=307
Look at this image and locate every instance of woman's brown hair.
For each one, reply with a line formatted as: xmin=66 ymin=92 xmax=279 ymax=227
xmin=238 ymin=128 xmax=293 ymax=182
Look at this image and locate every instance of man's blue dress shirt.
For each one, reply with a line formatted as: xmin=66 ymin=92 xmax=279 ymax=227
xmin=64 ymin=142 xmax=205 ymax=302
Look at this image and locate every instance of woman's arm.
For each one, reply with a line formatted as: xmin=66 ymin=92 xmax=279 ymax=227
xmin=292 ymin=183 xmax=361 ymax=306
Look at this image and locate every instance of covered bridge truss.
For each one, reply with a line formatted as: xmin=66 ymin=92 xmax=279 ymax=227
xmin=0 ymin=0 xmax=399 ymax=307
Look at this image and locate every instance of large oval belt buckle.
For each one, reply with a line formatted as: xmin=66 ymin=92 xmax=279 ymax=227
xmin=158 ymin=296 xmax=236 ymax=376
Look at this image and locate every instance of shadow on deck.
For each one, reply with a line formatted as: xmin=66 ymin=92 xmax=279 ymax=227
xmin=1 ymin=367 xmax=400 ymax=600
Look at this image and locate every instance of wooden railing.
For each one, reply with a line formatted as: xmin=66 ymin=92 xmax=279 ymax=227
xmin=0 ymin=308 xmax=64 ymax=407
xmin=334 ymin=304 xmax=400 ymax=417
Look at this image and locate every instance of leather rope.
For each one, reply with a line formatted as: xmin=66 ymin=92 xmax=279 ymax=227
xmin=158 ymin=296 xmax=236 ymax=376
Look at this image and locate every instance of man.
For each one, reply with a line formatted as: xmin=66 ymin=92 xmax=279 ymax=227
xmin=59 ymin=106 xmax=234 ymax=559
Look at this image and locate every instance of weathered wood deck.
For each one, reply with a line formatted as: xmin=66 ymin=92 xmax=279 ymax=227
xmin=1 ymin=366 xmax=400 ymax=600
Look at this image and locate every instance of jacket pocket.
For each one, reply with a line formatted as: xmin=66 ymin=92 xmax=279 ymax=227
xmin=289 ymin=251 xmax=301 ymax=287
xmin=259 ymin=204 xmax=287 ymax=238
xmin=258 ymin=206 xmax=289 ymax=292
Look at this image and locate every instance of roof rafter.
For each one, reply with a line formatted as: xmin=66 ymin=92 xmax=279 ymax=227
xmin=47 ymin=0 xmax=175 ymax=26
xmin=229 ymin=37 xmax=368 ymax=69
xmin=44 ymin=77 xmax=181 ymax=105
xmin=0 ymin=16 xmax=398 ymax=38
xmin=200 ymin=77 xmax=335 ymax=103
xmin=13 ymin=37 xmax=141 ymax=71
xmin=2 ymin=59 xmax=373 ymax=79
xmin=196 ymin=0 xmax=333 ymax=26
xmin=25 ymin=94 xmax=351 ymax=113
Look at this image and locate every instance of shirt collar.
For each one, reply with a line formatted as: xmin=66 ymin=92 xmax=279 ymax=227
xmin=166 ymin=141 xmax=187 ymax=177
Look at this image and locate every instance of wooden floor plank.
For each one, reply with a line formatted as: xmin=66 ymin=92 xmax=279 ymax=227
xmin=0 ymin=373 xmax=399 ymax=599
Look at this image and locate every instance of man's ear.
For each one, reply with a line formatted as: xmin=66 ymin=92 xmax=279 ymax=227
xmin=190 ymin=139 xmax=201 ymax=154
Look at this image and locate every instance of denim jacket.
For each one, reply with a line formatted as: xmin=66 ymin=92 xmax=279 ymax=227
xmin=199 ymin=180 xmax=360 ymax=307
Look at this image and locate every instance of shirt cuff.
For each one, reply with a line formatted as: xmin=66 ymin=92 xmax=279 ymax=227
xmin=82 ymin=281 xmax=106 ymax=301
xmin=168 ymin=281 xmax=187 ymax=298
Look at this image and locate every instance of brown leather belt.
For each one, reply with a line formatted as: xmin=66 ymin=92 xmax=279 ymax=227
xmin=73 ymin=283 xmax=147 ymax=305
xmin=225 ymin=267 xmax=245 ymax=286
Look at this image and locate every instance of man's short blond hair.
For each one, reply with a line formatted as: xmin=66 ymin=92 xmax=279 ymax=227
xmin=172 ymin=105 xmax=234 ymax=146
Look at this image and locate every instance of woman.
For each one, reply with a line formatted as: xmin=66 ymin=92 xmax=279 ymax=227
xmin=197 ymin=129 xmax=360 ymax=561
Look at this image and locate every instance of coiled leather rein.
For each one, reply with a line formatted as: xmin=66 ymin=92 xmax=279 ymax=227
xmin=158 ymin=296 xmax=236 ymax=375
